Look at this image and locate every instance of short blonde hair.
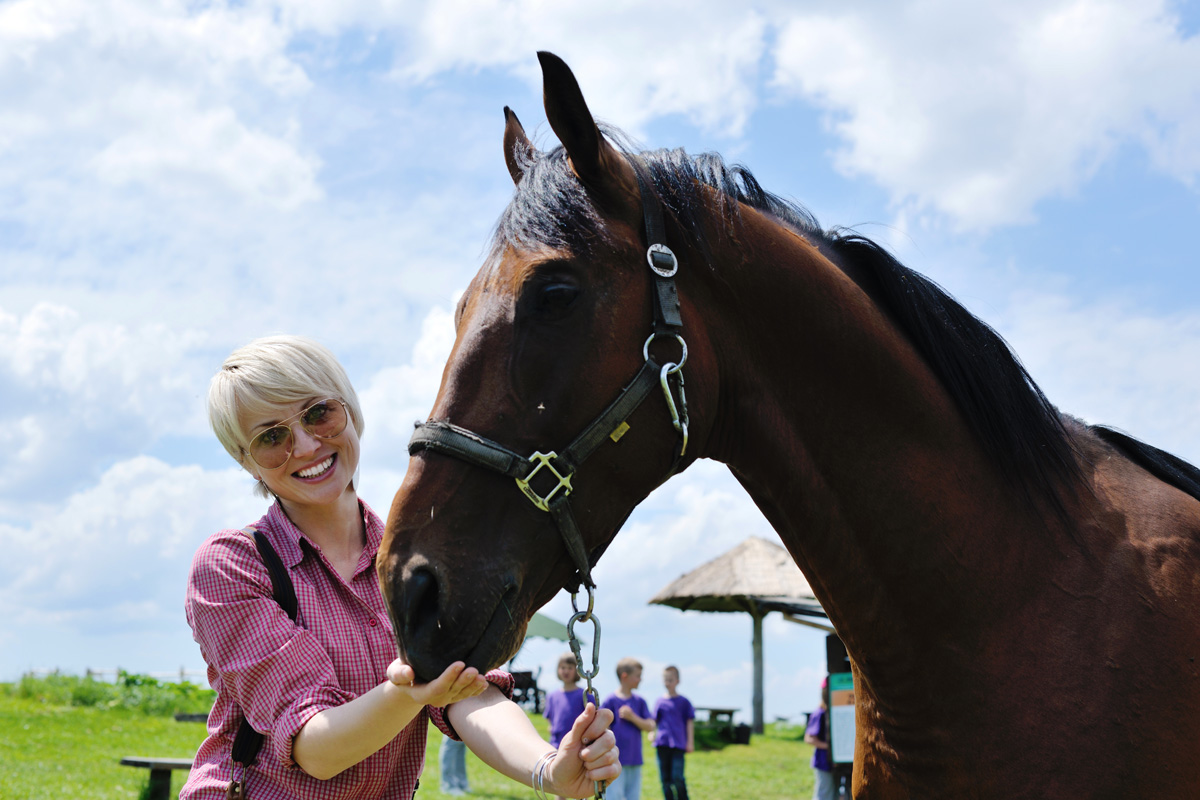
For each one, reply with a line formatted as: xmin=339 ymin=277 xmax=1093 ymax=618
xmin=615 ymin=657 xmax=642 ymax=679
xmin=208 ymin=335 xmax=365 ymax=496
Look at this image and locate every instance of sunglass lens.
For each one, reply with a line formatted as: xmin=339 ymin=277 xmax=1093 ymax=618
xmin=251 ymin=426 xmax=292 ymax=469
xmin=303 ymin=400 xmax=347 ymax=438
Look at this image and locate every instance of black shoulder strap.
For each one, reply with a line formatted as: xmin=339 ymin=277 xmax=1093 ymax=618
xmin=232 ymin=528 xmax=298 ymax=768
xmin=252 ymin=530 xmax=298 ymax=622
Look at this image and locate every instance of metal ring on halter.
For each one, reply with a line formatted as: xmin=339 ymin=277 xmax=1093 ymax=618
xmin=643 ymin=332 xmax=687 ymax=372
xmin=646 ymin=243 xmax=678 ymax=277
xmin=571 ymin=585 xmax=596 ymax=620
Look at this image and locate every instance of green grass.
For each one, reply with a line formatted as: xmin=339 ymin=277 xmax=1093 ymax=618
xmin=417 ymin=719 xmax=817 ymax=800
xmin=0 ymin=692 xmax=207 ymax=799
xmin=0 ymin=681 xmax=816 ymax=800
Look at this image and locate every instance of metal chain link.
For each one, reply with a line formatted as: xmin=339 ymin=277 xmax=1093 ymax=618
xmin=568 ymin=585 xmax=605 ymax=799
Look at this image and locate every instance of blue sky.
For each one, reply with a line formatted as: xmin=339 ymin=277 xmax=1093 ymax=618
xmin=3 ymin=0 xmax=1200 ymax=724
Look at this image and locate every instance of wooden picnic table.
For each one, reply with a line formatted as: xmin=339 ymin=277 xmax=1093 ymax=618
xmin=120 ymin=757 xmax=193 ymax=800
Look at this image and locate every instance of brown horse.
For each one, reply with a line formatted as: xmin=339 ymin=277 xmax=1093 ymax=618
xmin=378 ymin=52 xmax=1200 ymax=798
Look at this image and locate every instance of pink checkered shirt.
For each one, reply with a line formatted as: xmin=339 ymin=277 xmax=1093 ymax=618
xmin=181 ymin=500 xmax=513 ymax=799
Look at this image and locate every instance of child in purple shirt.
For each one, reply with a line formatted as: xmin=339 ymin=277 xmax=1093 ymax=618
xmin=805 ymin=678 xmax=834 ymax=800
xmin=601 ymin=657 xmax=655 ymax=800
xmin=653 ymin=666 xmax=694 ymax=800
xmin=543 ymin=652 xmax=587 ymax=747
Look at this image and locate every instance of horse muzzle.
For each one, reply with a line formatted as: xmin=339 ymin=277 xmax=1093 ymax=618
xmin=380 ymin=547 xmax=526 ymax=683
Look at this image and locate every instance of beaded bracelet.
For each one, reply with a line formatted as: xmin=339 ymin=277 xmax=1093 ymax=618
xmin=532 ymin=750 xmax=558 ymax=800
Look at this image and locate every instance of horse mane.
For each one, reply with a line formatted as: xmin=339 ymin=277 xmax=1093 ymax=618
xmin=1090 ymin=425 xmax=1200 ymax=502
xmin=494 ymin=128 xmax=1200 ymax=515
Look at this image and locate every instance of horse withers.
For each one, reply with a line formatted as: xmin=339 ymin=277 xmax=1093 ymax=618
xmin=378 ymin=52 xmax=1200 ymax=798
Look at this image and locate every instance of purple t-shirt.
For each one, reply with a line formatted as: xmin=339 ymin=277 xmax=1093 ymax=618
xmin=652 ymin=694 xmax=695 ymax=749
xmin=544 ymin=687 xmax=586 ymax=747
xmin=806 ymin=706 xmax=832 ymax=772
xmin=601 ymin=692 xmax=651 ymax=766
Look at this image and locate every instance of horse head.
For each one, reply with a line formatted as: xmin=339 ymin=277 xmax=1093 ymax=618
xmin=379 ymin=52 xmax=717 ymax=681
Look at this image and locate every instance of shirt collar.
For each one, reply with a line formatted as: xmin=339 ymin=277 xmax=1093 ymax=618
xmin=263 ymin=498 xmax=384 ymax=569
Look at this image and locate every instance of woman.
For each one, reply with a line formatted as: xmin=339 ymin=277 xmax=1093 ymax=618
xmin=183 ymin=335 xmax=619 ymax=799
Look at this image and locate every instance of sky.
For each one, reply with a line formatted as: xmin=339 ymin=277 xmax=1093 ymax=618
xmin=2 ymin=0 xmax=1200 ymax=725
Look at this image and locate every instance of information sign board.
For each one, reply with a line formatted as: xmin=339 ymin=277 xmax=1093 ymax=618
xmin=828 ymin=671 xmax=856 ymax=765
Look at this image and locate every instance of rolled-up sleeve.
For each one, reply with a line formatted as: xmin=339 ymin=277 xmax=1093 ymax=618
xmin=429 ymin=670 xmax=516 ymax=740
xmin=186 ymin=532 xmax=356 ymax=768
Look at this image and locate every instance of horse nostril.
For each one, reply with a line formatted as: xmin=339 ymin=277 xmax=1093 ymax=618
xmin=403 ymin=568 xmax=440 ymax=640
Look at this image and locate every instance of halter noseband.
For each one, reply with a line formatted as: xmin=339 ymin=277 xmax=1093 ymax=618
xmin=407 ymin=159 xmax=689 ymax=592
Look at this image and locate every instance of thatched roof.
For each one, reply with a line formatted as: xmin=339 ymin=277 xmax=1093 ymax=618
xmin=649 ymin=537 xmax=824 ymax=616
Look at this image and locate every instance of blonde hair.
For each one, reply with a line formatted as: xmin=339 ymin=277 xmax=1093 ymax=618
xmin=615 ymin=657 xmax=642 ymax=679
xmin=208 ymin=335 xmax=365 ymax=497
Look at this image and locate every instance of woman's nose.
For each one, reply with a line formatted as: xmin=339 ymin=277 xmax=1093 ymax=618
xmin=289 ymin=423 xmax=321 ymax=458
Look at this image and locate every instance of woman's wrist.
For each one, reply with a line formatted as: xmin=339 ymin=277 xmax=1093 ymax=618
xmin=531 ymin=749 xmax=558 ymax=800
xmin=379 ymin=674 xmax=421 ymax=712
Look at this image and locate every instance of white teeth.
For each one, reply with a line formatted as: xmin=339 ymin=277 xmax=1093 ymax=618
xmin=297 ymin=456 xmax=334 ymax=478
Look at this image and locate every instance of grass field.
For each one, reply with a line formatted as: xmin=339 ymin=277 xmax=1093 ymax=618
xmin=0 ymin=687 xmax=817 ymax=799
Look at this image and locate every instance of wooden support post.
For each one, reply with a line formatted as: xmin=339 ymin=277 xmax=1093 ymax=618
xmin=751 ymin=601 xmax=764 ymax=734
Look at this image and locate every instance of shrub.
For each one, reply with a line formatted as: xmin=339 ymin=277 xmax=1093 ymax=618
xmin=6 ymin=671 xmax=214 ymax=716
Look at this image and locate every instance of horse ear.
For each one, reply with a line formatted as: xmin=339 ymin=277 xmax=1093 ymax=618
xmin=503 ymin=106 xmax=534 ymax=185
xmin=537 ymin=51 xmax=637 ymax=207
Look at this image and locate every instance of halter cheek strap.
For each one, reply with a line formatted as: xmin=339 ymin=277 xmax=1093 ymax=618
xmin=407 ymin=156 xmax=688 ymax=592
xmin=408 ymin=358 xmax=662 ymax=589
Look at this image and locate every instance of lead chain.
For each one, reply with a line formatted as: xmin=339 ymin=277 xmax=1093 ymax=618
xmin=568 ymin=586 xmax=605 ymax=799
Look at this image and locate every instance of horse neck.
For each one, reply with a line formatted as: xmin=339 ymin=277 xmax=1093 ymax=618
xmin=690 ymin=207 xmax=1063 ymax=692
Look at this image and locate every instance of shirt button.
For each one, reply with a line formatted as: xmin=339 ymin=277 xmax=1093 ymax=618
xmin=369 ymin=618 xmax=379 ymax=627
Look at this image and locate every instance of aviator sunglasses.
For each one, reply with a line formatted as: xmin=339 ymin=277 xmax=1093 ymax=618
xmin=243 ymin=398 xmax=350 ymax=470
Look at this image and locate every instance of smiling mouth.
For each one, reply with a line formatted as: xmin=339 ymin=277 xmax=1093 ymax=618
xmin=296 ymin=454 xmax=335 ymax=479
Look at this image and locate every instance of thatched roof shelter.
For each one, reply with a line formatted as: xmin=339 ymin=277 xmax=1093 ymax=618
xmin=650 ymin=537 xmax=830 ymax=732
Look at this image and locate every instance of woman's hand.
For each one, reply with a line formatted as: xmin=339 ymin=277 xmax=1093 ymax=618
xmin=546 ymin=703 xmax=621 ymax=798
xmin=387 ymin=658 xmax=487 ymax=707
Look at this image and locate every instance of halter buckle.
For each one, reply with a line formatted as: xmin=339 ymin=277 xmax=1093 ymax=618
xmin=646 ymin=243 xmax=678 ymax=278
xmin=515 ymin=451 xmax=574 ymax=512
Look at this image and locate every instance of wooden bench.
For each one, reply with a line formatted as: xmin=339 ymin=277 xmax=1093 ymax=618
xmin=120 ymin=757 xmax=193 ymax=800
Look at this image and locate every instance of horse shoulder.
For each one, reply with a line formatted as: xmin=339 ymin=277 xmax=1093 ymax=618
xmin=1070 ymin=428 xmax=1200 ymax=626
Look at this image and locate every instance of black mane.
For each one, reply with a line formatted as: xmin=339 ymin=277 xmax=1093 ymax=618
xmin=495 ymin=130 xmax=1200 ymax=514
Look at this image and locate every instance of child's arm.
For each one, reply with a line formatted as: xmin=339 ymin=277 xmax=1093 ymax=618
xmin=685 ymin=718 xmax=694 ymax=753
xmin=618 ymin=704 xmax=656 ymax=733
xmin=804 ymin=725 xmax=830 ymax=749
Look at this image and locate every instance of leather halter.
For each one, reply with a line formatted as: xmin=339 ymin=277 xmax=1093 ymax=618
xmin=407 ymin=159 xmax=689 ymax=592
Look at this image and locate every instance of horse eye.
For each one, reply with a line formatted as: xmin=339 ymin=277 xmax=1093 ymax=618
xmin=536 ymin=282 xmax=580 ymax=313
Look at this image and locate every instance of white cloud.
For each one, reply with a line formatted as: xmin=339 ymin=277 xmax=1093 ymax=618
xmin=92 ymin=94 xmax=322 ymax=210
xmin=603 ymin=461 xmax=780 ymax=577
xmin=0 ymin=302 xmax=218 ymax=510
xmin=0 ymin=456 xmax=261 ymax=631
xmin=771 ymin=0 xmax=1200 ymax=230
xmin=0 ymin=0 xmax=319 ymax=213
xmin=356 ymin=301 xmax=458 ymax=507
xmin=383 ymin=0 xmax=770 ymax=137
xmin=1000 ymin=292 xmax=1200 ymax=463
